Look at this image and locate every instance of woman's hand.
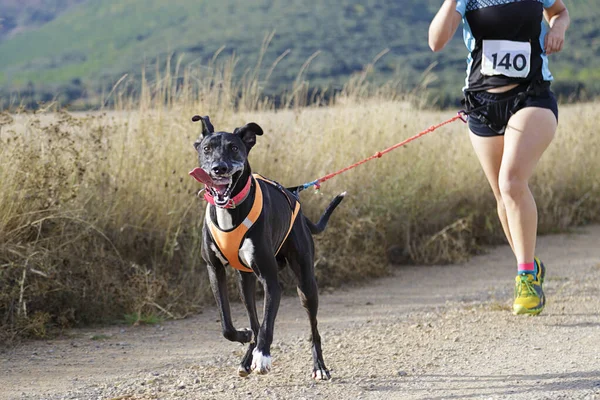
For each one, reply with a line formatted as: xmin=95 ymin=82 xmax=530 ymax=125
xmin=543 ymin=0 xmax=570 ymax=55
xmin=544 ymin=25 xmax=566 ymax=55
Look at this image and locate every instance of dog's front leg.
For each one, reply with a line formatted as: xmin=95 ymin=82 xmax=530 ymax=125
xmin=237 ymin=271 xmax=260 ymax=377
xmin=207 ymin=263 xmax=253 ymax=344
xmin=251 ymin=257 xmax=281 ymax=375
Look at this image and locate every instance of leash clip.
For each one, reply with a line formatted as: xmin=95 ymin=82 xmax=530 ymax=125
xmin=457 ymin=110 xmax=468 ymax=123
xmin=314 ymin=182 xmax=322 ymax=195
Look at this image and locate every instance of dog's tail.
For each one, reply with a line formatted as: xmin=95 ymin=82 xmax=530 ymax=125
xmin=306 ymin=192 xmax=346 ymax=235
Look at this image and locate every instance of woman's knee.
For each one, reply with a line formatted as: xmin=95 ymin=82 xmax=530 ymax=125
xmin=498 ymin=176 xmax=528 ymax=203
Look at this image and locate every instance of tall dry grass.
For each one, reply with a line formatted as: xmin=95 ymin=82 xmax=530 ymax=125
xmin=1 ymin=56 xmax=599 ymax=342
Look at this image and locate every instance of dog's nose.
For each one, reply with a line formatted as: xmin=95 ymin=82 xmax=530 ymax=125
xmin=211 ymin=163 xmax=228 ymax=175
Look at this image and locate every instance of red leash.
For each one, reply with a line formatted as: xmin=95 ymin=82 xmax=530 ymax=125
xmin=299 ymin=112 xmax=467 ymax=192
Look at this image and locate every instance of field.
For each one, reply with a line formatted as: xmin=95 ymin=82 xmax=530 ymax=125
xmin=1 ymin=69 xmax=600 ymax=341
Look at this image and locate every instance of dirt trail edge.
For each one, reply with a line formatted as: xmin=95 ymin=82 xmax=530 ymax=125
xmin=2 ymin=226 xmax=600 ymax=400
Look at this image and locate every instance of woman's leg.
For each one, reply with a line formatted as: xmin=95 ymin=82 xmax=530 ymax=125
xmin=469 ymin=133 xmax=515 ymax=253
xmin=499 ymin=107 xmax=557 ymax=265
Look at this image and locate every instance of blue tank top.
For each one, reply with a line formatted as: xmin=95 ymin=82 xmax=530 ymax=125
xmin=456 ymin=0 xmax=556 ymax=92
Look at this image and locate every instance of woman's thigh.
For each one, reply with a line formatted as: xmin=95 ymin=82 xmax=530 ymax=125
xmin=500 ymin=107 xmax=558 ymax=183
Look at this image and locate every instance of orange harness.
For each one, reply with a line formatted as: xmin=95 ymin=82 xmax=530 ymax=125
xmin=207 ymin=174 xmax=301 ymax=273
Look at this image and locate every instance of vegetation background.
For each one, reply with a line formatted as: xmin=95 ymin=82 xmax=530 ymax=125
xmin=0 ymin=0 xmax=598 ymax=109
xmin=1 ymin=0 xmax=599 ymax=342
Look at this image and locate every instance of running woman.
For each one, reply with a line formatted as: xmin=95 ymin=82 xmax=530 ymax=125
xmin=428 ymin=0 xmax=570 ymax=315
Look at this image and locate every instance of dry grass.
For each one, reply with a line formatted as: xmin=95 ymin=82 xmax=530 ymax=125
xmin=1 ymin=59 xmax=599 ymax=342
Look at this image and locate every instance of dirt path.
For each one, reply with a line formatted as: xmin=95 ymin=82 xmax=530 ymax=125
xmin=2 ymin=226 xmax=600 ymax=400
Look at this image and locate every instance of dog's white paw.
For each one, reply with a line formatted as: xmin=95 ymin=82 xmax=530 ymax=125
xmin=251 ymin=349 xmax=272 ymax=375
xmin=313 ymin=368 xmax=331 ymax=381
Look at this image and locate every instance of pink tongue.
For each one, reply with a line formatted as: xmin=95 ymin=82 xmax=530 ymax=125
xmin=189 ymin=168 xmax=215 ymax=186
xmin=213 ymin=184 xmax=228 ymax=195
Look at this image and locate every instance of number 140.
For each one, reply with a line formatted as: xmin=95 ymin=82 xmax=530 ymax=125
xmin=491 ymin=53 xmax=527 ymax=71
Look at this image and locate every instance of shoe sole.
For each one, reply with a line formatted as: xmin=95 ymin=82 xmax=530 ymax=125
xmin=513 ymin=298 xmax=545 ymax=315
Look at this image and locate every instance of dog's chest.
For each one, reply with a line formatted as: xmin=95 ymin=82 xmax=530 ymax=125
xmin=215 ymin=208 xmax=234 ymax=230
xmin=204 ymin=202 xmax=260 ymax=273
xmin=210 ymin=207 xmax=254 ymax=266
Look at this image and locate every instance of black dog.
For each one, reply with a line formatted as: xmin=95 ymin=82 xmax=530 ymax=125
xmin=189 ymin=115 xmax=344 ymax=380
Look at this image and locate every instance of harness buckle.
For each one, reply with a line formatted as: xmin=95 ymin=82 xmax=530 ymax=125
xmin=457 ymin=110 xmax=468 ymax=123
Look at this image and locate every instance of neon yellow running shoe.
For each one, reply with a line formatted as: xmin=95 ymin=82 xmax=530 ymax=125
xmin=513 ymin=257 xmax=546 ymax=315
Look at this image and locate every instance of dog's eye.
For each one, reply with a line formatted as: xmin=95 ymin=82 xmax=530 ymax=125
xmin=231 ymin=145 xmax=239 ymax=152
xmin=203 ymin=146 xmax=210 ymax=153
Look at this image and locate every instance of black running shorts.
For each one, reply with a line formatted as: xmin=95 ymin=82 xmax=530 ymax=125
xmin=467 ymin=84 xmax=559 ymax=137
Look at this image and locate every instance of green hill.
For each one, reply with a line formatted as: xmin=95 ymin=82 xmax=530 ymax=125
xmin=0 ymin=0 xmax=84 ymax=40
xmin=0 ymin=0 xmax=598 ymax=108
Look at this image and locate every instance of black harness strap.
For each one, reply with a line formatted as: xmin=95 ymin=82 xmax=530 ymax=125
xmin=254 ymin=174 xmax=298 ymax=211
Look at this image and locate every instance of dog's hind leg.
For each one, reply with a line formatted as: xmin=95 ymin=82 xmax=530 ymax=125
xmin=289 ymin=252 xmax=331 ymax=381
xmin=237 ymin=271 xmax=260 ymax=377
xmin=207 ymin=264 xmax=253 ymax=344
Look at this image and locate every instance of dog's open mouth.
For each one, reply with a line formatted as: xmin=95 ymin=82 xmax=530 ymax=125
xmin=208 ymin=176 xmax=235 ymax=206
xmin=189 ymin=167 xmax=243 ymax=207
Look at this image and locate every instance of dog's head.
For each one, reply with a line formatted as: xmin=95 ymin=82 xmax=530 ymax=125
xmin=190 ymin=115 xmax=263 ymax=206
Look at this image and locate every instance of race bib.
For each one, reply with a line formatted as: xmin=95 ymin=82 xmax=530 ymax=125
xmin=481 ymin=40 xmax=531 ymax=78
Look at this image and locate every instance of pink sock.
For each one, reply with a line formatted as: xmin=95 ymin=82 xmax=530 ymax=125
xmin=518 ymin=262 xmax=535 ymax=274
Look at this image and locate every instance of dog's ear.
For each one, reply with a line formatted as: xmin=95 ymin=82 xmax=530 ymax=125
xmin=233 ymin=122 xmax=263 ymax=151
xmin=192 ymin=115 xmax=214 ymax=137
